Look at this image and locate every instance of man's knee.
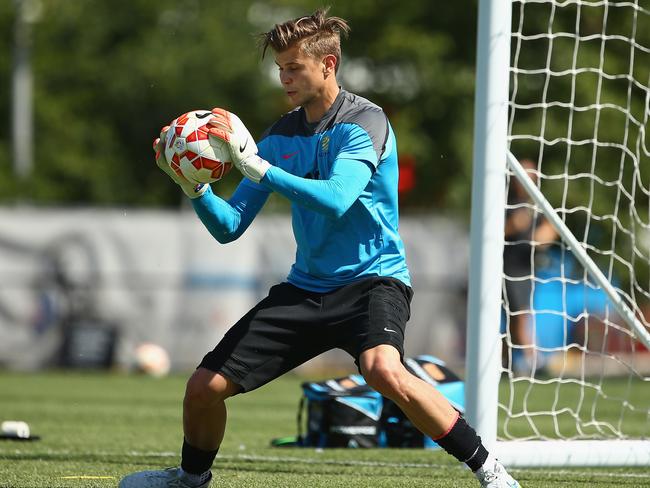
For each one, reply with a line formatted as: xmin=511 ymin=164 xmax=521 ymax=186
xmin=184 ymin=368 xmax=240 ymax=409
xmin=360 ymin=347 xmax=410 ymax=402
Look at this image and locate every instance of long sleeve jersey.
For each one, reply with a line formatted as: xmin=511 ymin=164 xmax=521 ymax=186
xmin=192 ymin=89 xmax=410 ymax=292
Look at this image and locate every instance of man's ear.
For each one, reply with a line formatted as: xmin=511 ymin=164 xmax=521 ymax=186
xmin=323 ymin=54 xmax=338 ymax=75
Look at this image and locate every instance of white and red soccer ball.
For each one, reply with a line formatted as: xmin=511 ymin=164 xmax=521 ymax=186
xmin=134 ymin=342 xmax=171 ymax=378
xmin=164 ymin=110 xmax=233 ymax=184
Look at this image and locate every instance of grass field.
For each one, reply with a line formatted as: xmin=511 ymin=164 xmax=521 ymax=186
xmin=1 ymin=371 xmax=649 ymax=487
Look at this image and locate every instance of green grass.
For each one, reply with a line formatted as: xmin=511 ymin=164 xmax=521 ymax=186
xmin=498 ymin=375 xmax=650 ymax=439
xmin=0 ymin=371 xmax=649 ymax=487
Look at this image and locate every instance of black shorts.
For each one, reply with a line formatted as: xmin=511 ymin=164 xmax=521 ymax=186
xmin=504 ymin=276 xmax=533 ymax=313
xmin=199 ymin=276 xmax=413 ymax=392
xmin=503 ymin=263 xmax=533 ymax=313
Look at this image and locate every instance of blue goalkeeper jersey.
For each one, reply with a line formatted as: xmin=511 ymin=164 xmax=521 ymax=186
xmin=240 ymin=89 xmax=410 ymax=292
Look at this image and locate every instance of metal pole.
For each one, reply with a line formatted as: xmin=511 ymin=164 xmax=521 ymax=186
xmin=12 ymin=0 xmax=38 ymax=181
xmin=465 ymin=0 xmax=512 ymax=449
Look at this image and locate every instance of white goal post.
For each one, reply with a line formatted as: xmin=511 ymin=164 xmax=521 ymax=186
xmin=466 ymin=0 xmax=650 ymax=467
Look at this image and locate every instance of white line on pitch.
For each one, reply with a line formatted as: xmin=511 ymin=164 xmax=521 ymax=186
xmin=5 ymin=450 xmax=650 ymax=480
xmin=133 ymin=452 xmax=650 ymax=479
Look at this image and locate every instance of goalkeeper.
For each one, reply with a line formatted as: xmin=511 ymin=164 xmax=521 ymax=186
xmin=120 ymin=8 xmax=520 ymax=488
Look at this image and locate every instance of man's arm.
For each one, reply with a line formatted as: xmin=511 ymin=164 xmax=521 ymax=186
xmin=207 ymin=108 xmax=378 ymax=219
xmin=261 ymin=160 xmax=372 ymax=219
xmin=191 ymin=183 xmax=270 ymax=243
xmin=259 ymin=123 xmax=377 ymax=217
xmin=533 ymin=216 xmax=558 ymax=247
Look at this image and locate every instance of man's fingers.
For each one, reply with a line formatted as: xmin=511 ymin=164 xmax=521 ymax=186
xmin=153 ymin=137 xmax=165 ymax=162
xmin=155 ymin=125 xmax=172 ymax=158
xmin=208 ymin=116 xmax=233 ymax=133
xmin=159 ymin=125 xmax=170 ymax=142
xmin=209 ymin=108 xmax=233 ymax=132
xmin=208 ymin=126 xmax=232 ymax=143
xmin=211 ymin=107 xmax=231 ymax=119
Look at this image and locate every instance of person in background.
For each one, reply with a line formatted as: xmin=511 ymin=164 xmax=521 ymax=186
xmin=503 ymin=158 xmax=558 ymax=375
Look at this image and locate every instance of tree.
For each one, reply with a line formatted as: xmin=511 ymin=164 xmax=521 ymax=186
xmin=0 ymin=0 xmax=485 ymax=211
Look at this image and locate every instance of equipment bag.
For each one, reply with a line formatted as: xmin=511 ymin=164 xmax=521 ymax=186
xmin=296 ymin=355 xmax=464 ymax=449
xmin=298 ymin=374 xmax=383 ymax=448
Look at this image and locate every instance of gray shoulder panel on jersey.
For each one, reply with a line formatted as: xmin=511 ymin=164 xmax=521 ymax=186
xmin=259 ymin=90 xmax=389 ymax=159
xmin=334 ymin=91 xmax=389 ymax=160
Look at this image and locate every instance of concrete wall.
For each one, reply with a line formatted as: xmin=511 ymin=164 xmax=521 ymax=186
xmin=0 ymin=208 xmax=469 ymax=374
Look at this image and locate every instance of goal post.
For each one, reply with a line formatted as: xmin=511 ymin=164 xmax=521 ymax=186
xmin=465 ymin=0 xmax=512 ymax=452
xmin=466 ymin=0 xmax=650 ymax=467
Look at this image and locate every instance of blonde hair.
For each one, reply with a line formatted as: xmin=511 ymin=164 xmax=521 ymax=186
xmin=259 ymin=7 xmax=350 ymax=72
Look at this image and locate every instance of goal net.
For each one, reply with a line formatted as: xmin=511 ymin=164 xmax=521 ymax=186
xmin=468 ymin=0 xmax=650 ymax=466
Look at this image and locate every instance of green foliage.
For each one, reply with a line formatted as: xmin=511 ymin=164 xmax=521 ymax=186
xmin=0 ymin=0 xmax=646 ymax=218
xmin=508 ymin=1 xmax=650 ymax=293
xmin=0 ymin=0 xmax=479 ymax=210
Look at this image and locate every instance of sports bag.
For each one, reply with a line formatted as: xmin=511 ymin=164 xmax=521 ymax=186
xmin=296 ymin=355 xmax=464 ymax=448
xmin=298 ymin=374 xmax=383 ymax=448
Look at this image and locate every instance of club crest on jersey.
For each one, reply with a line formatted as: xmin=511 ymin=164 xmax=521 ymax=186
xmin=321 ymin=136 xmax=330 ymax=153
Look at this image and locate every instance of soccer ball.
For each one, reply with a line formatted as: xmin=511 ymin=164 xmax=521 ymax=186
xmin=164 ymin=110 xmax=233 ymax=184
xmin=134 ymin=342 xmax=171 ymax=378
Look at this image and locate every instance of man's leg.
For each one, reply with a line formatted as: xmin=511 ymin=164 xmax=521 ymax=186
xmin=179 ymin=368 xmax=241 ymax=481
xmin=360 ymin=344 xmax=520 ymax=487
xmin=359 ymin=345 xmax=464 ymax=440
xmin=505 ymin=275 xmax=536 ymax=376
xmin=117 ymin=367 xmax=240 ymax=488
xmin=510 ymin=312 xmax=536 ymax=375
xmin=120 ymin=282 xmax=332 ymax=488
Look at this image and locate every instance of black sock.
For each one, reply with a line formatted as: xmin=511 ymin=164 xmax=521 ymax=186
xmin=180 ymin=439 xmax=219 ymax=475
xmin=434 ymin=414 xmax=489 ymax=472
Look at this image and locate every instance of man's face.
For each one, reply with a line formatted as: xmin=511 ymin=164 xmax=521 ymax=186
xmin=275 ymin=44 xmax=328 ymax=108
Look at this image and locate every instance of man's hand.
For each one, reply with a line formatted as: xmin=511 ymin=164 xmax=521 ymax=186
xmin=153 ymin=127 xmax=207 ymax=198
xmin=208 ymin=108 xmax=270 ymax=183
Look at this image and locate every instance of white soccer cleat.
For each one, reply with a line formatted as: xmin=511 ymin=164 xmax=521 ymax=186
xmin=475 ymin=455 xmax=521 ymax=488
xmin=118 ymin=467 xmax=212 ymax=488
